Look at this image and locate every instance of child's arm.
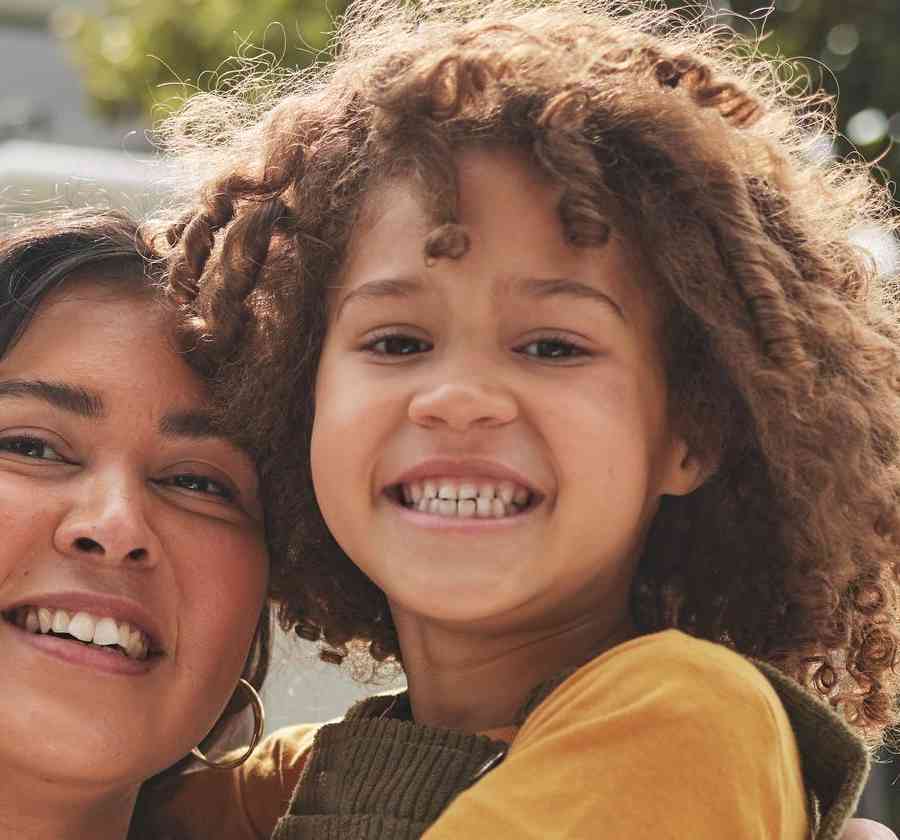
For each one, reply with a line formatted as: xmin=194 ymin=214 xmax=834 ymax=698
xmin=424 ymin=632 xmax=806 ymax=839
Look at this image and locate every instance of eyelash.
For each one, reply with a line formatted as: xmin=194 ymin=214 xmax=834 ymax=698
xmin=362 ymin=331 xmax=590 ymax=360
xmin=0 ymin=434 xmax=235 ymax=502
xmin=154 ymin=474 xmax=236 ymax=502
xmin=0 ymin=435 xmax=68 ymax=463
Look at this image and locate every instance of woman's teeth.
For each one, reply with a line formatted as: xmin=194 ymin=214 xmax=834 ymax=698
xmin=11 ymin=606 xmax=151 ymax=660
xmin=399 ymin=479 xmax=532 ymax=518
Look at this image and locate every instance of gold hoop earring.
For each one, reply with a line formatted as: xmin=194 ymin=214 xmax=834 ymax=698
xmin=191 ymin=678 xmax=266 ymax=770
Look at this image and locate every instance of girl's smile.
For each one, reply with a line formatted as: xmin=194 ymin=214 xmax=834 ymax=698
xmin=311 ymin=145 xmax=705 ymax=631
xmin=385 ymin=456 xmax=544 ymax=526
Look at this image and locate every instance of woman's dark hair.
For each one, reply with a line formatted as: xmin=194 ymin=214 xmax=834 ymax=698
xmin=0 ymin=209 xmax=155 ymax=352
xmin=164 ymin=0 xmax=900 ymax=746
xmin=0 ymin=208 xmax=272 ymax=839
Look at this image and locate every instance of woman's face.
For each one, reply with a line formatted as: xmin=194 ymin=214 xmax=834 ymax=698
xmin=0 ymin=277 xmax=268 ymax=790
xmin=312 ymin=146 xmax=702 ymax=640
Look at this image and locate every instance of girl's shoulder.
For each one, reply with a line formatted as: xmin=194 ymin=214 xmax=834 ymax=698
xmin=520 ymin=628 xmax=783 ymax=731
xmin=506 ymin=629 xmax=866 ymax=840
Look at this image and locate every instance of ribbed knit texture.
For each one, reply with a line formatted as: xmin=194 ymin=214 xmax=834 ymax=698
xmin=272 ymin=693 xmax=508 ymax=840
xmin=272 ymin=661 xmax=869 ymax=840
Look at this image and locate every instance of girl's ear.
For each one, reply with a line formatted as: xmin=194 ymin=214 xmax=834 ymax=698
xmin=660 ymin=438 xmax=714 ymax=497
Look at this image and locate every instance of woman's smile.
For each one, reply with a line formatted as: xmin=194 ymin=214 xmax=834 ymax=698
xmin=1 ymin=589 xmax=165 ymax=674
xmin=2 ymin=611 xmax=160 ymax=676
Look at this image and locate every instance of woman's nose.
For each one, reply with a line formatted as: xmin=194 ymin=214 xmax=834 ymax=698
xmin=53 ymin=474 xmax=154 ymax=566
xmin=408 ymin=376 xmax=518 ymax=432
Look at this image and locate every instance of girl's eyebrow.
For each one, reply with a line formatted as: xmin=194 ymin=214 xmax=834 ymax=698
xmin=334 ymin=276 xmax=424 ymax=322
xmin=517 ymin=276 xmax=626 ymax=322
xmin=335 ymin=275 xmax=626 ymax=322
xmin=0 ymin=379 xmax=104 ymax=418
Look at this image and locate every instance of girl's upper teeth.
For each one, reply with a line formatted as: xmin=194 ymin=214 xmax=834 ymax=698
xmin=16 ymin=606 xmax=150 ymax=660
xmin=400 ymin=478 xmax=532 ymax=516
xmin=406 ymin=478 xmax=529 ymax=502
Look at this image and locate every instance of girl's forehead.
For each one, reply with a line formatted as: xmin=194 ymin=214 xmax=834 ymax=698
xmin=337 ymin=146 xmax=652 ymax=318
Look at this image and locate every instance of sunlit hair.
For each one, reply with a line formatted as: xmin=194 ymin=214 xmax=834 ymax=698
xmin=161 ymin=0 xmax=900 ymax=745
xmin=0 ymin=210 xmax=272 ymax=838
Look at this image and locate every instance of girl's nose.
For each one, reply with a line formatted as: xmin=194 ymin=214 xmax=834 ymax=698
xmin=408 ymin=379 xmax=518 ymax=432
xmin=53 ymin=475 xmax=154 ymax=566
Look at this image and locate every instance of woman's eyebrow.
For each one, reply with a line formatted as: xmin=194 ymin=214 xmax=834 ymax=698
xmin=159 ymin=410 xmax=223 ymax=440
xmin=158 ymin=409 xmax=253 ymax=456
xmin=0 ymin=379 xmax=104 ymax=418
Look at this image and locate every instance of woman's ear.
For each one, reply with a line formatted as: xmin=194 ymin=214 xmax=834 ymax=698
xmin=660 ymin=438 xmax=715 ymax=497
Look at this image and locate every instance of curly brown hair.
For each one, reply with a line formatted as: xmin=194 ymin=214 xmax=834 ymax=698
xmin=162 ymin=0 xmax=900 ymax=745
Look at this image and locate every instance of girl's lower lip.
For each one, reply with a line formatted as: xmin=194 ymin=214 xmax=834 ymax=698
xmin=385 ymin=494 xmax=540 ymax=531
xmin=3 ymin=617 xmax=158 ymax=676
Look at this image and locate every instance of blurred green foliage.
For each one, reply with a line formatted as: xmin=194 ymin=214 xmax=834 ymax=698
xmin=670 ymin=0 xmax=900 ymax=184
xmin=59 ymin=0 xmax=347 ymax=120
xmin=63 ymin=0 xmax=898 ymax=180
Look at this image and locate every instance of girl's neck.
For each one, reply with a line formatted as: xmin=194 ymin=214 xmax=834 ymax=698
xmin=0 ymin=772 xmax=139 ymax=840
xmin=393 ymin=606 xmax=636 ymax=733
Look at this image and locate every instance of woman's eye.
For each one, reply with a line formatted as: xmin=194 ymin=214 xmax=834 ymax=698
xmin=519 ymin=338 xmax=587 ymax=359
xmin=367 ymin=335 xmax=432 ymax=356
xmin=162 ymin=473 xmax=235 ymax=502
xmin=0 ymin=435 xmax=66 ymax=462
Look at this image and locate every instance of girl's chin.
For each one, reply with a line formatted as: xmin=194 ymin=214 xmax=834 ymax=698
xmin=387 ymin=587 xmax=538 ymax=629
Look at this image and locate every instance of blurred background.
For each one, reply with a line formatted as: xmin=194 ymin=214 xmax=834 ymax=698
xmin=0 ymin=0 xmax=897 ymax=829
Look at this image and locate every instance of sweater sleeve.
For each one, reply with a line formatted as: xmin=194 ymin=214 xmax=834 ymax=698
xmin=423 ymin=631 xmax=808 ymax=840
xmin=152 ymin=724 xmax=318 ymax=840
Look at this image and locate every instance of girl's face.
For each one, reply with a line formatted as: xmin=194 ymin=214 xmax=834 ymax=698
xmin=0 ymin=278 xmax=267 ymax=790
xmin=312 ymin=146 xmax=702 ymax=638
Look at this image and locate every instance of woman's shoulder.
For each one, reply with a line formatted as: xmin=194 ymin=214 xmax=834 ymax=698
xmin=244 ymin=723 xmax=320 ymax=777
xmin=230 ymin=723 xmax=320 ymax=836
xmin=151 ymin=724 xmax=319 ymax=840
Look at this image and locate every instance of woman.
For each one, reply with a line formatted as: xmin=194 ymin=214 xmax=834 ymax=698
xmin=0 ymin=209 xmax=270 ymax=840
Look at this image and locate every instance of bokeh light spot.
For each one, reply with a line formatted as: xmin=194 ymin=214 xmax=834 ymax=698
xmin=826 ymin=24 xmax=860 ymax=56
xmin=846 ymin=109 xmax=888 ymax=147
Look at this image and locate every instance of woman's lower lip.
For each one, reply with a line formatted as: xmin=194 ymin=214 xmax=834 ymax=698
xmin=3 ymin=618 xmax=158 ymax=676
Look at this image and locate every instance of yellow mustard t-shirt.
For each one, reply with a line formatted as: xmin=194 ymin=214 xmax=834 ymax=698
xmin=423 ymin=631 xmax=807 ymax=839
xmin=154 ymin=630 xmax=807 ymax=839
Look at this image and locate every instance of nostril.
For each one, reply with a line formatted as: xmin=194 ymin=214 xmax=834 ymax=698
xmin=74 ymin=537 xmax=103 ymax=554
xmin=126 ymin=547 xmax=148 ymax=563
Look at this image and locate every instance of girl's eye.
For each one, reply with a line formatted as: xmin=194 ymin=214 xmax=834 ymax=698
xmin=160 ymin=473 xmax=236 ymax=502
xmin=0 ymin=435 xmax=67 ymax=463
xmin=519 ymin=338 xmax=587 ymax=360
xmin=366 ymin=334 xmax=432 ymax=356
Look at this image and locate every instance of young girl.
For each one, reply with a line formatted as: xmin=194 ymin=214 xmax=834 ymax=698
xmin=0 ymin=210 xmax=272 ymax=840
xmin=156 ymin=0 xmax=900 ymax=836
